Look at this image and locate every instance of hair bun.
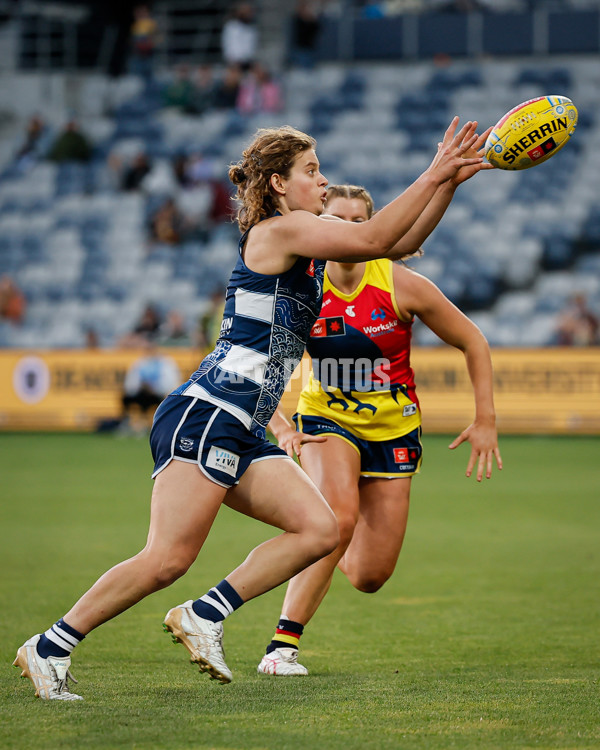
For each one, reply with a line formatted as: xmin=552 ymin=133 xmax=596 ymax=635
xmin=229 ymin=164 xmax=246 ymax=185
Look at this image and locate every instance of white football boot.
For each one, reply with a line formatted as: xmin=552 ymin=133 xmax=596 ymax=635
xmin=13 ymin=634 xmax=83 ymax=701
xmin=257 ymin=647 xmax=308 ymax=676
xmin=163 ymin=600 xmax=232 ymax=684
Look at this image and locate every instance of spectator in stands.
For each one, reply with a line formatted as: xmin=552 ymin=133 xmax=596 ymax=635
xmin=360 ymin=0 xmax=386 ymax=18
xmin=237 ymin=63 xmax=284 ymax=115
xmin=221 ymin=3 xmax=258 ymax=70
xmin=0 ymin=274 xmax=26 ymax=326
xmin=213 ymin=64 xmax=243 ymax=109
xmin=289 ymin=1 xmax=322 ymax=69
xmin=121 ymin=151 xmax=152 ymax=191
xmin=159 ymin=310 xmax=191 ymax=347
xmin=119 ymin=342 xmax=181 ymax=434
xmin=196 ymin=287 xmax=226 ymax=350
xmin=556 ymin=293 xmax=600 ymax=346
xmin=46 ymin=118 xmax=92 ymax=163
xmin=188 ymin=63 xmax=216 ymax=115
xmin=13 ymin=114 xmax=51 ymax=174
xmin=129 ymin=3 xmax=159 ymax=83
xmin=175 ymin=152 xmax=233 ymax=239
xmin=162 ymin=64 xmax=195 ymax=112
xmin=119 ymin=303 xmax=162 ymax=348
xmin=434 ymin=0 xmax=484 ymax=10
xmin=149 ymin=197 xmax=186 ymax=246
xmin=84 ymin=327 xmax=100 ymax=349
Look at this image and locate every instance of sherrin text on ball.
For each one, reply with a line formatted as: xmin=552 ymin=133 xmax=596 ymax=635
xmin=485 ymin=95 xmax=578 ymax=171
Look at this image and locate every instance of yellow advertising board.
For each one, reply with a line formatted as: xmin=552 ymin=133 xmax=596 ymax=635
xmin=279 ymin=348 xmax=600 ymax=435
xmin=0 ymin=347 xmax=599 ymax=434
xmin=0 ymin=349 xmax=200 ymax=431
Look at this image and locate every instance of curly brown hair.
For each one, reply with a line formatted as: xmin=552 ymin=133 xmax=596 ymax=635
xmin=229 ymin=125 xmax=317 ymax=232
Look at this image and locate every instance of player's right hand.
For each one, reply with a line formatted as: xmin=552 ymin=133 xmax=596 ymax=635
xmin=427 ymin=117 xmax=483 ymax=184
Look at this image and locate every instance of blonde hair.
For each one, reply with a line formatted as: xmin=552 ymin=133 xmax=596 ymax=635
xmin=325 ymin=183 xmax=423 ymax=260
xmin=325 ymin=184 xmax=374 ymax=219
xmin=229 ymin=125 xmax=317 ymax=232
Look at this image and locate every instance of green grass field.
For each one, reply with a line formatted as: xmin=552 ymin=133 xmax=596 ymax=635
xmin=0 ymin=433 xmax=598 ymax=749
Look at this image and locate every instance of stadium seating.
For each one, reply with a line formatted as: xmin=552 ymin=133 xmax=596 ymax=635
xmin=0 ymin=57 xmax=598 ymax=348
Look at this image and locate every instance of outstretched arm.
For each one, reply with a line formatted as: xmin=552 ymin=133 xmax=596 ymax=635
xmin=396 ymin=267 xmax=502 ymax=480
xmin=263 ymin=117 xmax=486 ymax=265
xmin=387 ymin=126 xmax=494 ymax=260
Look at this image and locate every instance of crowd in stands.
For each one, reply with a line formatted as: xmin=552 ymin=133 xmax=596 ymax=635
xmin=1 ymin=1 xmax=599 ymax=356
xmin=353 ymin=0 xmax=600 ymax=13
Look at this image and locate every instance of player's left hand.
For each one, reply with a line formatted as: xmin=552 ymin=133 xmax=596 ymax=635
xmin=278 ymin=429 xmax=327 ymax=459
xmin=448 ymin=420 xmax=502 ymax=481
xmin=450 ymin=125 xmax=495 ymax=186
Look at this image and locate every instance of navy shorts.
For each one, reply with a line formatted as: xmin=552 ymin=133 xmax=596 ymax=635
xmin=294 ymin=414 xmax=422 ymax=478
xmin=150 ymin=395 xmax=289 ymax=488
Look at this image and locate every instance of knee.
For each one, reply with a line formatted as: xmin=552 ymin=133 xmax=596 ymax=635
xmin=139 ymin=550 xmax=194 ymax=590
xmin=335 ymin=511 xmax=358 ymax=551
xmin=347 ymin=567 xmax=393 ymax=594
xmin=306 ymin=509 xmax=339 ymax=560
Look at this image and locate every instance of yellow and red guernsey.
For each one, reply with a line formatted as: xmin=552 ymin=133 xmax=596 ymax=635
xmin=297 ymin=259 xmax=421 ymax=441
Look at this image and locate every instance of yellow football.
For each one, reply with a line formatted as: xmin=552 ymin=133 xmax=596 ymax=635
xmin=485 ymin=95 xmax=578 ymax=171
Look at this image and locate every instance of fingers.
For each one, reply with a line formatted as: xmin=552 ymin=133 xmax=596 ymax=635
xmin=295 ymin=433 xmax=327 ymax=458
xmin=452 ymin=120 xmax=475 ymax=149
xmin=442 ymin=115 xmax=460 ymax=144
xmin=475 ymin=125 xmax=493 ymax=152
xmin=465 ymin=449 xmax=476 ymax=478
xmin=471 ymin=448 xmax=501 ymax=480
xmin=494 ymin=446 xmax=503 ymax=471
xmin=448 ymin=432 xmax=466 ymax=450
xmin=299 ymin=434 xmax=328 ymax=445
xmin=458 ymin=134 xmax=480 ymax=155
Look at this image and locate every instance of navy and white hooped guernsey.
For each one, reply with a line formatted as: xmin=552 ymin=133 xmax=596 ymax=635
xmin=174 ymin=230 xmax=325 ymax=439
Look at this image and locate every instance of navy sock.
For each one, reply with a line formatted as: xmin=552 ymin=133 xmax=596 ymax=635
xmin=192 ymin=579 xmax=244 ymax=623
xmin=36 ymin=618 xmax=85 ymax=659
xmin=266 ymin=617 xmax=304 ymax=654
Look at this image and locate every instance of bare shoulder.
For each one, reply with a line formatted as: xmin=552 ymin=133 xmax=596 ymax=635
xmin=392 ymin=262 xmax=443 ymax=314
xmin=244 ymin=211 xmax=334 ymax=273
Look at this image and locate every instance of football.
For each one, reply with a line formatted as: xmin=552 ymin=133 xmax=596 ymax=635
xmin=485 ymin=95 xmax=578 ymax=170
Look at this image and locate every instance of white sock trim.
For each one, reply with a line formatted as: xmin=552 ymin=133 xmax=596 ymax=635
xmin=199 ymin=593 xmax=229 ymax=619
xmin=210 ymin=587 xmax=234 ymax=615
xmin=45 ymin=627 xmax=75 ymax=653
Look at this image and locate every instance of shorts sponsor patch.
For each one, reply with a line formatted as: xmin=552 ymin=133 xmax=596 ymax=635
xmin=207 ymin=445 xmax=240 ymax=477
xmin=394 ymin=447 xmax=409 ymax=463
xmin=403 ymin=404 xmax=417 ymax=417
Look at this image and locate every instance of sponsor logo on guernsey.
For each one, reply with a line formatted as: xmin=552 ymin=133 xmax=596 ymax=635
xmin=362 ymin=319 xmax=398 ymax=337
xmin=403 ymin=404 xmax=417 ymax=417
xmin=371 ymin=307 xmax=386 ymax=321
xmin=306 ymin=259 xmax=315 ymax=277
xmin=179 ymin=437 xmax=195 ymax=452
xmin=394 ymin=448 xmax=409 ymax=463
xmin=220 ymin=317 xmax=233 ymax=335
xmin=206 ymin=446 xmax=240 ymax=477
xmin=311 ymin=316 xmax=346 ymax=337
xmin=345 ymin=305 xmax=356 ymax=317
